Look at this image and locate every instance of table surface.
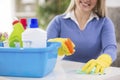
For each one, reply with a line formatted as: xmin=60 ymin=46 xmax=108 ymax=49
xmin=0 ymin=59 xmax=120 ymax=80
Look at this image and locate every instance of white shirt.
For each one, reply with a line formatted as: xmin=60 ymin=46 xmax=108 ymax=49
xmin=63 ymin=11 xmax=99 ymax=30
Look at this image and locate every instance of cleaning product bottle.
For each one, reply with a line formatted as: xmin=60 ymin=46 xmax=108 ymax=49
xmin=20 ymin=18 xmax=27 ymax=30
xmin=8 ymin=20 xmax=24 ymax=47
xmin=22 ymin=18 xmax=47 ymax=48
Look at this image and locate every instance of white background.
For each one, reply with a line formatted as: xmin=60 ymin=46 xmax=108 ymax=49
xmin=106 ymin=0 xmax=120 ymax=7
xmin=0 ymin=0 xmax=14 ymax=35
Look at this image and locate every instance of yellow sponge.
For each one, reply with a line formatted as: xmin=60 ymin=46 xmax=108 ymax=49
xmin=48 ymin=38 xmax=75 ymax=56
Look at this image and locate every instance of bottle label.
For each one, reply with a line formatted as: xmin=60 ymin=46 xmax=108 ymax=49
xmin=14 ymin=42 xmax=21 ymax=48
xmin=23 ymin=41 xmax=32 ymax=48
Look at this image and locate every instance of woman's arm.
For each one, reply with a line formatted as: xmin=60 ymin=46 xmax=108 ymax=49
xmin=46 ymin=16 xmax=61 ymax=40
xmin=101 ymin=17 xmax=117 ymax=62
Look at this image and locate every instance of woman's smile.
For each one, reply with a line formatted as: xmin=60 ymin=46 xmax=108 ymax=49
xmin=80 ymin=0 xmax=91 ymax=8
xmin=75 ymin=0 xmax=97 ymax=12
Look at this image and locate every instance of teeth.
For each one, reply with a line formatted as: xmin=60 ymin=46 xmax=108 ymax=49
xmin=83 ymin=3 xmax=89 ymax=6
xmin=80 ymin=1 xmax=90 ymax=7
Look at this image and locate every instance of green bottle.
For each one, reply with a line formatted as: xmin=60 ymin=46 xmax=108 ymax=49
xmin=9 ymin=20 xmax=24 ymax=47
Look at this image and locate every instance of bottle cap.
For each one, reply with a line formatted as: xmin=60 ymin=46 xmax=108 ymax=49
xmin=12 ymin=20 xmax=19 ymax=25
xmin=20 ymin=18 xmax=27 ymax=29
xmin=30 ymin=18 xmax=39 ymax=28
xmin=12 ymin=17 xmax=19 ymax=25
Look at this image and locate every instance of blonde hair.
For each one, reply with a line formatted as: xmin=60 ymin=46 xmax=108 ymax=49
xmin=65 ymin=0 xmax=106 ymax=17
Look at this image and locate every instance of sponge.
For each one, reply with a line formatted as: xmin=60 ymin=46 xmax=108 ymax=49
xmin=48 ymin=38 xmax=75 ymax=56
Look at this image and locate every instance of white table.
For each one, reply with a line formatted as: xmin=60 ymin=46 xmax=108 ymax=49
xmin=0 ymin=59 xmax=120 ymax=80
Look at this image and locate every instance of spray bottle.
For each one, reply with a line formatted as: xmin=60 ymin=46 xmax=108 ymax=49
xmin=20 ymin=18 xmax=27 ymax=30
xmin=9 ymin=20 xmax=24 ymax=47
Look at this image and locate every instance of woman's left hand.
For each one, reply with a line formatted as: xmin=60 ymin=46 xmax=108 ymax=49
xmin=81 ymin=54 xmax=112 ymax=74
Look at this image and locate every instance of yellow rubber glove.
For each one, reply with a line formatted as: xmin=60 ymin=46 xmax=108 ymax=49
xmin=48 ymin=38 xmax=75 ymax=56
xmin=82 ymin=54 xmax=112 ymax=74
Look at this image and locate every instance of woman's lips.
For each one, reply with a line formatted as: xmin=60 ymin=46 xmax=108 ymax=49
xmin=80 ymin=1 xmax=91 ymax=7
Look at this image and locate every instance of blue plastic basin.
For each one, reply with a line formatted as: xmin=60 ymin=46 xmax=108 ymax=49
xmin=0 ymin=42 xmax=61 ymax=78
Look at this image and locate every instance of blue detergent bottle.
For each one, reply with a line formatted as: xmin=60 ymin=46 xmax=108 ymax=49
xmin=22 ymin=18 xmax=47 ymax=48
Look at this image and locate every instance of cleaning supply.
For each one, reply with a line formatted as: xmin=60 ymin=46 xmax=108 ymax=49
xmin=20 ymin=18 xmax=27 ymax=30
xmin=22 ymin=18 xmax=47 ymax=48
xmin=0 ymin=32 xmax=9 ymax=47
xmin=48 ymin=38 xmax=75 ymax=56
xmin=27 ymin=18 xmax=31 ymax=28
xmin=8 ymin=20 xmax=24 ymax=47
xmin=81 ymin=54 xmax=112 ymax=74
xmin=0 ymin=42 xmax=3 ymax=47
xmin=0 ymin=32 xmax=8 ymax=42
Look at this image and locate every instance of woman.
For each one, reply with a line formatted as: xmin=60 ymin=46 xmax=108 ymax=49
xmin=47 ymin=0 xmax=117 ymax=74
